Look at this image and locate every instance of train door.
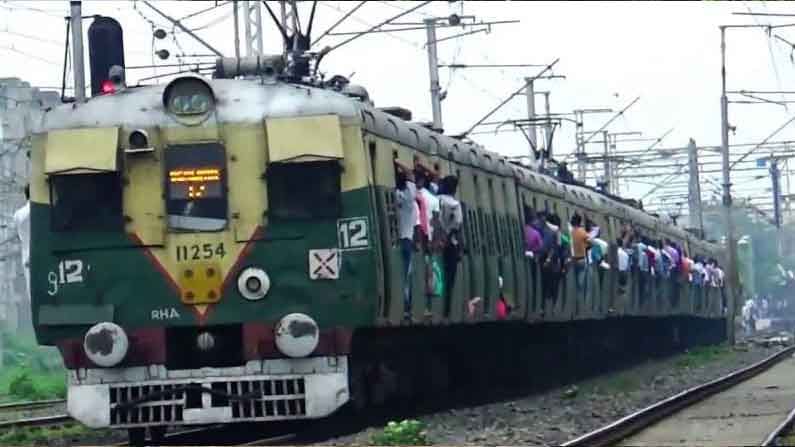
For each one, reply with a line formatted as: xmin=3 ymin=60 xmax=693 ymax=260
xmin=365 ymin=138 xmax=391 ymax=323
xmin=481 ymin=176 xmax=500 ymax=319
xmin=468 ymin=171 xmax=487 ymax=320
xmin=559 ymin=200 xmax=577 ymax=321
xmin=519 ymin=189 xmax=538 ymax=320
xmin=501 ymin=178 xmax=523 ymax=320
xmin=594 ymin=213 xmax=624 ymax=316
xmin=456 ymin=160 xmax=479 ymax=323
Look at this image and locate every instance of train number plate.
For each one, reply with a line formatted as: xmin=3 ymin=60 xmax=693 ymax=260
xmin=175 ymin=242 xmax=226 ymax=262
xmin=337 ymin=217 xmax=369 ymax=251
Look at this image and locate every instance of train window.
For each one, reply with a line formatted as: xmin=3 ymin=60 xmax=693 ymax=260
xmin=268 ymin=161 xmax=341 ymax=219
xmin=165 ymin=143 xmax=228 ymax=231
xmin=50 ymin=173 xmax=123 ymax=231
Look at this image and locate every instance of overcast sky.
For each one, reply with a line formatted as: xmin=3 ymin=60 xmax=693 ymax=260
xmin=2 ymin=0 xmax=795 ymax=214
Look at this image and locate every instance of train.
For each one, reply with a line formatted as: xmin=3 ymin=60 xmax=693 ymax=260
xmin=26 ymin=17 xmax=729 ymax=447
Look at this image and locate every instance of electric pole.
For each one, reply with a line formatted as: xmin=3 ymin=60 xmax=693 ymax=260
xmin=603 ymin=131 xmax=611 ymax=194
xmin=720 ymin=25 xmax=736 ymax=344
xmin=422 ymin=15 xmax=520 ymax=132
xmin=573 ymin=108 xmax=614 ymax=182
xmin=233 ymin=1 xmax=241 ymax=59
xmin=425 ymin=17 xmax=443 ymax=131
xmin=771 ymin=159 xmax=782 ymax=228
xmin=687 ymin=138 xmax=704 ymax=237
xmin=524 ymin=77 xmax=537 ymax=154
xmin=70 ymin=1 xmax=86 ymax=102
xmin=542 ymin=91 xmax=552 ymax=157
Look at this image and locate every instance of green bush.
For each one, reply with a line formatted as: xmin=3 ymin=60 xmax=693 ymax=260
xmin=371 ymin=419 xmax=431 ymax=446
xmin=8 ymin=371 xmax=36 ymax=399
xmin=0 ymin=332 xmax=66 ymax=401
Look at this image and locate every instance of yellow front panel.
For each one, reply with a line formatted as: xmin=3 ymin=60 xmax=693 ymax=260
xmin=266 ymin=115 xmax=344 ymax=162
xmin=45 ymin=127 xmax=119 ymax=174
xmin=222 ymin=124 xmax=267 ymax=242
xmin=124 ymin=128 xmax=165 ymax=245
xmin=340 ymin=125 xmax=368 ymax=192
xmin=30 ymin=133 xmax=49 ymax=204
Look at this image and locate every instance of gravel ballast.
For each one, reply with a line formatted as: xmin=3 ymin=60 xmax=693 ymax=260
xmin=323 ymin=337 xmax=784 ymax=446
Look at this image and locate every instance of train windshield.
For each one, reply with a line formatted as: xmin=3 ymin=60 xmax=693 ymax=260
xmin=267 ymin=161 xmax=341 ymax=219
xmin=165 ymin=143 xmax=228 ymax=231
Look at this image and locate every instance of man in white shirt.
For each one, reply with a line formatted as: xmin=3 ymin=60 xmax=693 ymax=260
xmin=13 ymin=185 xmax=30 ymax=300
xmin=438 ymin=175 xmax=463 ymax=318
xmin=394 ymin=161 xmax=417 ymax=321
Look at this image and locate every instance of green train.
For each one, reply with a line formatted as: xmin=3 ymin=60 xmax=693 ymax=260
xmin=28 ymin=54 xmax=728 ymax=442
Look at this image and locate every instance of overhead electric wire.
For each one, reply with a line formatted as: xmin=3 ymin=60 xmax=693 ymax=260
xmin=460 ymin=58 xmax=560 ymax=137
xmin=0 ymin=45 xmax=59 ymax=66
xmin=312 ymin=1 xmax=366 ymax=46
xmin=731 ymin=114 xmax=795 ymax=169
xmin=325 ymin=1 xmax=433 ymax=54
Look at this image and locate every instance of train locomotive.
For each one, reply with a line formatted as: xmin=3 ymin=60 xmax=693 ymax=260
xmin=27 ymin=17 xmax=729 ymax=445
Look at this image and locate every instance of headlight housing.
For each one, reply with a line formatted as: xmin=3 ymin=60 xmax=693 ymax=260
xmin=83 ymin=322 xmax=129 ymax=368
xmin=274 ymin=313 xmax=319 ymax=358
xmin=162 ymin=76 xmax=215 ymax=117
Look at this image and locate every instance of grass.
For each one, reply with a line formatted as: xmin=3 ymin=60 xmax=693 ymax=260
xmin=0 ymin=332 xmax=66 ymax=401
xmin=0 ymin=423 xmax=112 ymax=446
xmin=674 ymin=344 xmax=734 ymax=369
xmin=577 ymin=344 xmax=735 ymax=398
xmin=371 ymin=420 xmax=432 ymax=446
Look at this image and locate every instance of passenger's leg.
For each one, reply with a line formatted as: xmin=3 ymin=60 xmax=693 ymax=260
xmin=400 ymin=238 xmax=413 ymax=319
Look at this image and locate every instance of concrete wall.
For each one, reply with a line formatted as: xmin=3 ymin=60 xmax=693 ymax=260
xmin=0 ymin=77 xmax=59 ymax=335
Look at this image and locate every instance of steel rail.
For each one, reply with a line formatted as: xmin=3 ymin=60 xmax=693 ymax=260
xmin=0 ymin=414 xmax=71 ymax=429
xmin=0 ymin=398 xmax=65 ymax=412
xmin=238 ymin=433 xmax=297 ymax=445
xmin=561 ymin=346 xmax=795 ymax=447
xmin=762 ymin=406 xmax=795 ymax=446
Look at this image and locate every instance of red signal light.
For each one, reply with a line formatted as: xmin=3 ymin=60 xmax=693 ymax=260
xmin=100 ymin=80 xmax=116 ymax=95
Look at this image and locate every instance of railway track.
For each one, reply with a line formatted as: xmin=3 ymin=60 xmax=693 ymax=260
xmin=0 ymin=399 xmax=66 ymax=413
xmin=0 ymin=399 xmax=71 ymax=431
xmin=562 ymin=345 xmax=795 ymax=447
xmin=0 ymin=414 xmax=72 ymax=430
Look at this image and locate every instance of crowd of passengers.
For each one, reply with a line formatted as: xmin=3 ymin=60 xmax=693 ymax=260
xmin=524 ymin=209 xmax=727 ymax=314
xmin=393 ymin=159 xmax=726 ymax=323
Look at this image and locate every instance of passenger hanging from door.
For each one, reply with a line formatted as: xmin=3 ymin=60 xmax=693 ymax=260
xmin=438 ymin=175 xmax=463 ymax=319
xmin=571 ymin=213 xmax=589 ymax=295
xmin=415 ymin=164 xmax=443 ymax=319
xmin=540 ymin=213 xmax=563 ymax=310
xmin=394 ymin=159 xmax=417 ymax=322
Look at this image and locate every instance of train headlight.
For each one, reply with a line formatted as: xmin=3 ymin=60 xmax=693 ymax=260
xmin=83 ymin=322 xmax=129 ymax=368
xmin=162 ymin=76 xmax=215 ymax=117
xmin=238 ymin=267 xmax=270 ymax=301
xmin=274 ymin=313 xmax=319 ymax=358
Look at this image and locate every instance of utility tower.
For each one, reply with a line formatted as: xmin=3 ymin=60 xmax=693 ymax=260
xmin=279 ymin=0 xmax=300 ymax=54
xmin=242 ymin=1 xmax=264 ymax=56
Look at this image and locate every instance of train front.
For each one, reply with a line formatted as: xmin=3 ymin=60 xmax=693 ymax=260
xmin=28 ymin=73 xmax=378 ymax=431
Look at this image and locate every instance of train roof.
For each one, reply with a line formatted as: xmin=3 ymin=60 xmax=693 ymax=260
xmin=35 ymin=76 xmax=720 ymax=253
